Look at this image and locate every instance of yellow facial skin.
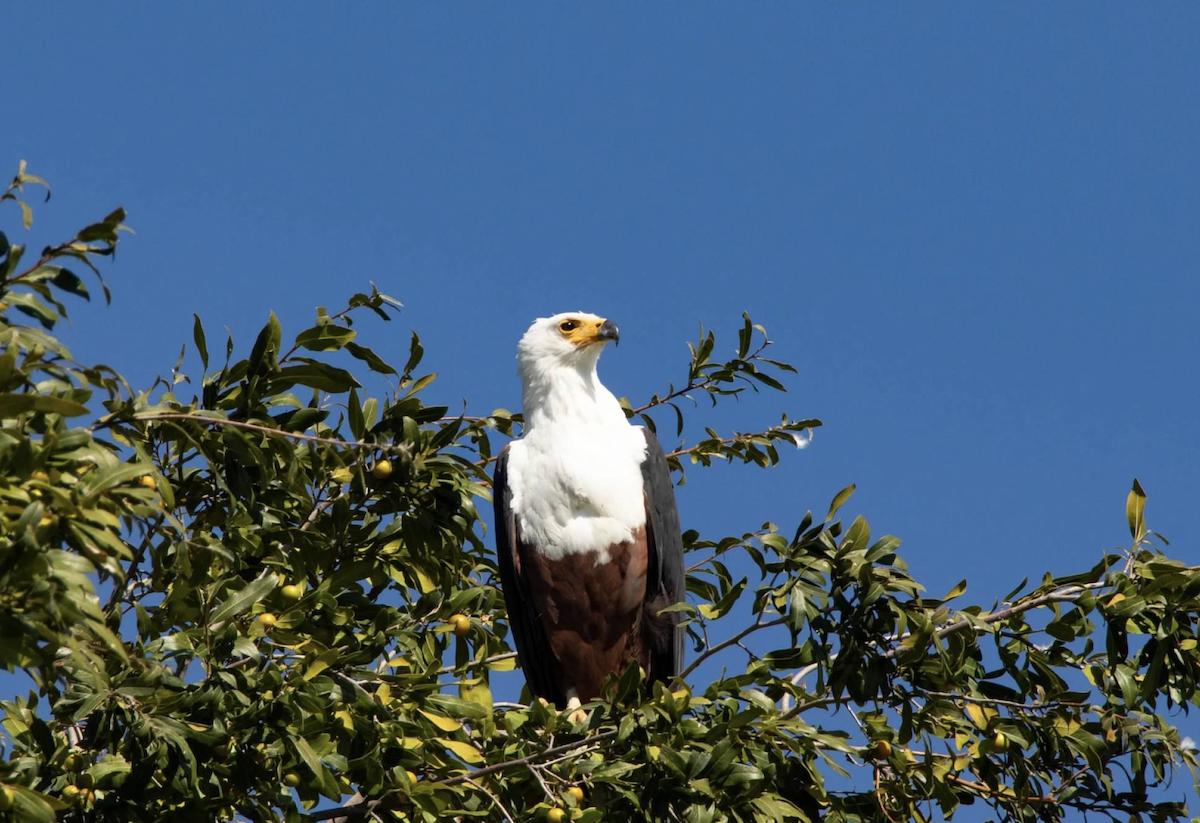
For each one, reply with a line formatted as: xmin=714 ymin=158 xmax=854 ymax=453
xmin=557 ymin=317 xmax=613 ymax=347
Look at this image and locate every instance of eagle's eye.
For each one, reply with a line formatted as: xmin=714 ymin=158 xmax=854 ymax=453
xmin=559 ymin=320 xmax=577 ymax=332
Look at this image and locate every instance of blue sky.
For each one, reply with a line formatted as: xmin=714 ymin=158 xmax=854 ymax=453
xmin=5 ymin=2 xmax=1199 ymax=740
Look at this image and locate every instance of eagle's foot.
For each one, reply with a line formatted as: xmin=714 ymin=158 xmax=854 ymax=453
xmin=564 ymin=696 xmax=588 ymax=725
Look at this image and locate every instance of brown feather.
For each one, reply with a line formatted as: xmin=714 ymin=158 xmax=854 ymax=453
xmin=516 ymin=526 xmax=651 ymax=703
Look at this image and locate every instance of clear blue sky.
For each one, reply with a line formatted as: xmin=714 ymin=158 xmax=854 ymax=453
xmin=6 ymin=6 xmax=1199 ymax=696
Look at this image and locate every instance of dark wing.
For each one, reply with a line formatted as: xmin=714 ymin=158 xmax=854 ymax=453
xmin=493 ymin=445 xmax=564 ymax=706
xmin=639 ymin=427 xmax=687 ymax=680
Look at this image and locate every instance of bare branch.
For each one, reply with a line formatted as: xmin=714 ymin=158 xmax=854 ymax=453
xmin=439 ymin=730 xmax=618 ymax=788
xmin=438 ymin=651 xmax=518 ymax=676
xmin=464 ymin=778 xmax=517 ymax=823
xmin=132 ymin=411 xmax=414 ymax=456
xmin=680 ymin=617 xmax=785 ymax=679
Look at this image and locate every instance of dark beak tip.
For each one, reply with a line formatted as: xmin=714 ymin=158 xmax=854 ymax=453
xmin=599 ymin=319 xmax=621 ymax=346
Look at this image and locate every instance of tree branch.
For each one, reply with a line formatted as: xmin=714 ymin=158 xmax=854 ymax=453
xmin=464 ymin=778 xmax=517 ymax=823
xmin=781 ymin=580 xmax=1109 ymax=718
xmin=133 ymin=411 xmax=414 ymax=456
xmin=438 ymin=651 xmax=518 ymax=676
xmin=631 ymin=339 xmax=771 ymax=415
xmin=438 ymin=729 xmax=618 ymax=787
xmin=680 ymin=617 xmax=785 ymax=679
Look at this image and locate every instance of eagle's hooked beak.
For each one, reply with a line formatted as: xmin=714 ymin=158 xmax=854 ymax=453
xmin=596 ymin=319 xmax=620 ymax=347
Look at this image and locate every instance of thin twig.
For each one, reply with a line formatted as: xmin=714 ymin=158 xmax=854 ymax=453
xmin=299 ymin=497 xmax=335 ymax=533
xmin=438 ymin=651 xmax=518 ymax=676
xmin=630 ymin=339 xmax=770 ymax=415
xmin=898 ymin=582 xmax=1106 ymax=655
xmin=312 ymin=791 xmax=377 ymax=823
xmin=438 ymin=730 xmax=619 ymax=788
xmin=919 ymin=690 xmax=1089 ymax=712
xmin=539 ymin=743 xmax=603 ymax=768
xmin=781 ymin=580 xmax=1109 ymax=720
xmin=665 ymin=420 xmax=808 ymax=461
xmin=874 ymin=767 xmax=899 ymax=823
xmin=104 ymin=513 xmax=163 ymax=614
xmin=680 ymin=617 xmax=785 ymax=679
xmin=464 ymin=778 xmax=516 ymax=823
xmin=134 ymin=411 xmax=412 ymax=455
xmin=525 ymin=764 xmax=555 ymax=801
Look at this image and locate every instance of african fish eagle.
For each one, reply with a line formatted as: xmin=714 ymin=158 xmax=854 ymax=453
xmin=493 ymin=312 xmax=686 ymax=719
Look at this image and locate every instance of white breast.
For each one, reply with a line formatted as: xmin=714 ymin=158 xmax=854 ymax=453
xmin=506 ymin=424 xmax=647 ymax=563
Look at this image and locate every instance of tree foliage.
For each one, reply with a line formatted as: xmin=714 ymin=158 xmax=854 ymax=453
xmin=0 ymin=165 xmax=1197 ymax=823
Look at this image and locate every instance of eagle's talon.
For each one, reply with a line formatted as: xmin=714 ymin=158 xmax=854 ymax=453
xmin=564 ymin=696 xmax=588 ymax=724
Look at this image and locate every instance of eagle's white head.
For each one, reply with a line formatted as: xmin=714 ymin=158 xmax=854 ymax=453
xmin=516 ymin=312 xmax=623 ymax=430
xmin=517 ymin=312 xmax=620 ymax=373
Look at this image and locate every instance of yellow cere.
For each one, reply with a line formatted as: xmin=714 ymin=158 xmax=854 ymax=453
xmin=558 ymin=317 xmax=607 ymax=346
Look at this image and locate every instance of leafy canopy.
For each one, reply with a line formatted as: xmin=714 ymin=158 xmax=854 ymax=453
xmin=0 ymin=164 xmax=1197 ymax=823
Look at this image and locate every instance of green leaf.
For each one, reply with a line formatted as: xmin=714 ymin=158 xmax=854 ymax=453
xmin=403 ymin=332 xmax=424 ymax=376
xmin=737 ymin=312 xmax=753 ymax=359
xmin=294 ymin=324 xmax=357 ymax=352
xmin=406 ymin=373 xmax=437 ymax=396
xmin=942 ymin=579 xmax=968 ymax=602
xmin=1126 ymin=478 xmax=1146 ymax=541
xmin=77 ymin=462 xmax=154 ymax=499
xmin=750 ymin=796 xmax=807 ymax=820
xmin=269 ymin=363 xmax=360 ymax=393
xmin=348 ymin=386 xmax=365 ymax=440
xmin=54 ymin=269 xmax=89 ymax=301
xmin=7 ymin=786 xmax=55 ymax=823
xmin=291 ymin=735 xmax=326 ymax=777
xmin=0 ymin=394 xmax=89 ymax=417
xmin=826 ymin=483 xmax=855 ymax=522
xmin=419 ymin=710 xmax=463 ymax=732
xmin=437 ymin=738 xmax=484 ymax=764
xmin=425 ymin=694 xmax=487 ymax=720
xmin=209 ymin=574 xmax=278 ymax=626
xmin=248 ymin=312 xmax=282 ymax=376
xmin=193 ymin=314 xmax=209 ymax=370
xmin=346 ymin=341 xmax=398 ymax=375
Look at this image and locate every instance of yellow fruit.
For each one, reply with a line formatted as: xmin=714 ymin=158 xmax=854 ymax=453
xmin=405 ymin=770 xmax=418 ymax=784
xmin=993 ymin=731 xmax=1009 ymax=749
xmin=870 ymin=740 xmax=892 ymax=760
xmin=0 ymin=787 xmax=13 ymax=811
xmin=567 ymin=786 xmax=584 ymax=804
xmin=63 ymin=784 xmax=80 ymax=801
xmin=281 ymin=584 xmax=303 ymax=602
xmin=449 ymin=614 xmax=471 ymax=636
xmin=372 ymin=460 xmax=393 ymax=480
xmin=284 ymin=772 xmax=301 ymax=788
xmin=330 ymin=466 xmax=353 ymax=484
xmin=139 ymin=475 xmax=157 ymax=490
xmin=257 ymin=613 xmax=278 ymax=630
xmin=31 ymin=470 xmax=50 ymax=482
xmin=547 ymin=809 xmax=566 ymax=823
xmin=62 ymin=753 xmax=80 ymax=771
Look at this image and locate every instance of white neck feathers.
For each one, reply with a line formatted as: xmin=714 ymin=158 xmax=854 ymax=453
xmin=521 ymin=358 xmax=624 ymax=432
xmin=507 ymin=351 xmax=647 ymax=561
